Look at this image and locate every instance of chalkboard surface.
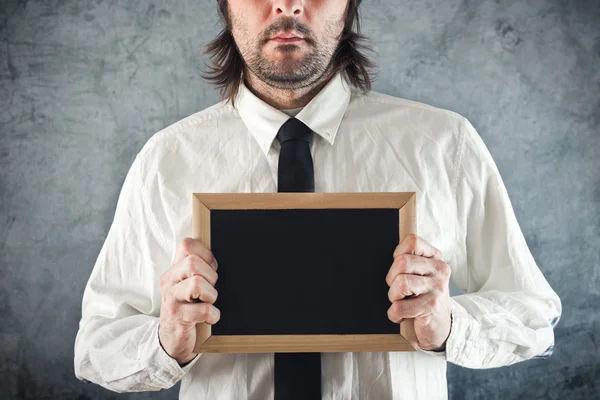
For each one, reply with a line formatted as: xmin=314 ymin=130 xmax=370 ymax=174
xmin=191 ymin=192 xmax=418 ymax=353
xmin=210 ymin=208 xmax=400 ymax=336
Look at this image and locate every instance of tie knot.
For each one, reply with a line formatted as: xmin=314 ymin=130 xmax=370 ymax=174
xmin=276 ymin=118 xmax=313 ymax=146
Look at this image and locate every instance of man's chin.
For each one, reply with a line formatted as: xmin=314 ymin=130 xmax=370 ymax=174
xmin=266 ymin=74 xmax=309 ymax=84
xmin=257 ymin=72 xmax=316 ymax=88
xmin=261 ymin=63 xmax=312 ymax=82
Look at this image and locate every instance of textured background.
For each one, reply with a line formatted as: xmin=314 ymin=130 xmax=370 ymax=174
xmin=1 ymin=0 xmax=598 ymax=399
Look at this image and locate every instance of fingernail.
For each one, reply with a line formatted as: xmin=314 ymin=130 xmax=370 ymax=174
xmin=211 ymin=259 xmax=219 ymax=270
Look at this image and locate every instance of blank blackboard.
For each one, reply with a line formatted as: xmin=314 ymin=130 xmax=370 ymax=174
xmin=211 ymin=208 xmax=399 ymax=335
xmin=191 ymin=192 xmax=418 ymax=354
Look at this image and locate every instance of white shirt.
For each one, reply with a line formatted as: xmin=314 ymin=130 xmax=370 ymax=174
xmin=74 ymin=71 xmax=562 ymax=399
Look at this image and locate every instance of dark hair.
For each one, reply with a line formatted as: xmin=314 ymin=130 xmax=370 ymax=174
xmin=199 ymin=0 xmax=378 ymax=108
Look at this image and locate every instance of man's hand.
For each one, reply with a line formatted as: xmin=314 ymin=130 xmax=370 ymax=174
xmin=158 ymin=238 xmax=220 ymax=365
xmin=385 ymin=234 xmax=452 ymax=351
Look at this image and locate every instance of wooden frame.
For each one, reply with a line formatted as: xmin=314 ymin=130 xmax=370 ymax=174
xmin=191 ymin=192 xmax=418 ymax=354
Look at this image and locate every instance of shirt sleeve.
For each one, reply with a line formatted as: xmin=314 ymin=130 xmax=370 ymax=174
xmin=73 ymin=153 xmax=202 ymax=392
xmin=420 ymin=117 xmax=562 ymax=368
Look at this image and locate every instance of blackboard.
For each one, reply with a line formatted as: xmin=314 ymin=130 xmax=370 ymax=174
xmin=191 ymin=192 xmax=418 ymax=354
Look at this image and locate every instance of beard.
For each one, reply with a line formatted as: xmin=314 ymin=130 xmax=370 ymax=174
xmin=229 ymin=10 xmax=343 ymax=90
xmin=242 ymin=39 xmax=334 ymax=90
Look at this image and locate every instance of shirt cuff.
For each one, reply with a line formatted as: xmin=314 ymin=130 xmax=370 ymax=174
xmin=418 ymin=347 xmax=447 ymax=358
xmin=442 ymin=297 xmax=480 ymax=365
xmin=149 ymin=321 xmax=202 ymax=388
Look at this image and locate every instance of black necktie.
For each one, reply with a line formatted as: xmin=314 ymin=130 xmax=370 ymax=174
xmin=274 ymin=117 xmax=321 ymax=400
xmin=276 ymin=117 xmax=315 ymax=193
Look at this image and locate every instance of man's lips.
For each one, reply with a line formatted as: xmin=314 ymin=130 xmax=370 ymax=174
xmin=270 ymin=37 xmax=305 ymax=43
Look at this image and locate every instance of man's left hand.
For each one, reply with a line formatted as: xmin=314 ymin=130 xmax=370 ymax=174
xmin=385 ymin=234 xmax=452 ymax=351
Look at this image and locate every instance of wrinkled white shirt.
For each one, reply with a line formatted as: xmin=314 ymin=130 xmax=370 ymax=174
xmin=74 ymin=71 xmax=561 ymax=399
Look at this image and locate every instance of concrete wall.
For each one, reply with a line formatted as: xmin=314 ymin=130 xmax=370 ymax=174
xmin=1 ymin=0 xmax=598 ymax=398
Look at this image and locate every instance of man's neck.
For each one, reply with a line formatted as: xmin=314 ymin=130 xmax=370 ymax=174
xmin=243 ymin=67 xmax=336 ymax=110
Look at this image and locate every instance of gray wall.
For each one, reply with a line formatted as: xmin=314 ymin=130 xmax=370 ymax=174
xmin=0 ymin=0 xmax=598 ymax=399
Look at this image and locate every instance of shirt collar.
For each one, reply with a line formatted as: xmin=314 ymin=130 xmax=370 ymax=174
xmin=234 ymin=71 xmax=352 ymax=156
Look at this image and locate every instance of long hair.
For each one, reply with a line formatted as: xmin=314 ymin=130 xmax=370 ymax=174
xmin=199 ymin=0 xmax=378 ymax=108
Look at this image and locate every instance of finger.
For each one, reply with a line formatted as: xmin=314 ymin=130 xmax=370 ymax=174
xmin=172 ymin=274 xmax=219 ymax=304
xmin=393 ymin=234 xmax=443 ymax=260
xmin=385 ymin=255 xmax=442 ymax=286
xmin=179 ymin=302 xmax=221 ymax=325
xmin=388 ymin=274 xmax=434 ymax=302
xmin=174 ymin=237 xmax=218 ymax=271
xmin=387 ymin=292 xmax=435 ymax=323
xmin=169 ymin=254 xmax=219 ymax=287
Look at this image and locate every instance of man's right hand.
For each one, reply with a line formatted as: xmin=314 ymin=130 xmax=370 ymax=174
xmin=158 ymin=237 xmax=220 ymax=365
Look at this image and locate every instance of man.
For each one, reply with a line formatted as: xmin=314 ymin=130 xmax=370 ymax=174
xmin=74 ymin=0 xmax=561 ymax=399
